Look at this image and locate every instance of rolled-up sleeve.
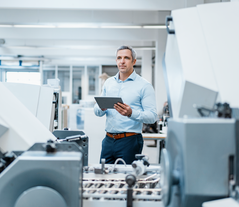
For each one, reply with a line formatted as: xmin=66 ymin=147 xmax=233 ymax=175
xmin=94 ymin=103 xmax=106 ymax=117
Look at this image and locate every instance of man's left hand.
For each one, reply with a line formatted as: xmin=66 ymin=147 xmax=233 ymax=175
xmin=114 ymin=102 xmax=132 ymax=117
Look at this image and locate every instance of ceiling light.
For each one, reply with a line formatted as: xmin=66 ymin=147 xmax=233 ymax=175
xmin=143 ymin=25 xmax=166 ymax=29
xmin=0 ymin=24 xmax=166 ymax=29
xmin=57 ymin=24 xmax=99 ymax=28
xmin=101 ymin=25 xmax=142 ymax=29
xmin=13 ymin=25 xmax=56 ymax=28
xmin=0 ymin=25 xmax=12 ymax=27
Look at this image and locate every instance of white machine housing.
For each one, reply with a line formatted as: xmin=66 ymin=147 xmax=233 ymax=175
xmin=0 ymin=82 xmax=56 ymax=152
xmin=165 ymin=1 xmax=239 ymax=118
xmin=163 ymin=2 xmax=239 ymax=207
xmin=2 ymin=82 xmax=59 ymax=131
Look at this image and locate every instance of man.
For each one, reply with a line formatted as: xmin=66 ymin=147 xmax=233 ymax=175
xmin=94 ymin=45 xmax=157 ymax=164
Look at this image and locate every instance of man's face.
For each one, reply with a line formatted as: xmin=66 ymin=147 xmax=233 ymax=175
xmin=116 ymin=49 xmax=136 ymax=75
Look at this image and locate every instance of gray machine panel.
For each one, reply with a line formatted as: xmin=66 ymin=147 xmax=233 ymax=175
xmin=161 ymin=118 xmax=236 ymax=207
xmin=0 ymin=142 xmax=82 ymax=207
xmin=53 ymin=130 xmax=88 ymax=166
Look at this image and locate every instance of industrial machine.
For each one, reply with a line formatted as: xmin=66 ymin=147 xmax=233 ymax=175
xmin=82 ymin=156 xmax=162 ymax=207
xmin=0 ymin=82 xmax=83 ymax=207
xmin=162 ymin=1 xmax=239 ymax=207
xmin=0 ymin=141 xmax=83 ymax=207
xmin=0 ymin=81 xmax=163 ymax=207
xmin=0 ymin=144 xmax=162 ymax=207
xmin=2 ymin=82 xmax=62 ymax=132
xmin=53 ymin=129 xmax=89 ymax=166
xmin=0 ymin=82 xmax=57 ymax=153
xmin=2 ymin=2 xmax=239 ymax=207
xmin=160 ymin=117 xmax=239 ymax=207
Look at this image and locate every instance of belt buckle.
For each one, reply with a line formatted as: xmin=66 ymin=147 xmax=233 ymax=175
xmin=112 ymin=133 xmax=117 ymax=139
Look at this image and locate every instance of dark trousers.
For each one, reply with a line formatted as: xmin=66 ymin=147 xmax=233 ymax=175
xmin=100 ymin=134 xmax=144 ymax=164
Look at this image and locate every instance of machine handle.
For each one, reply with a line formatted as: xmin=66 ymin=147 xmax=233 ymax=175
xmin=127 ymin=189 xmax=133 ymax=207
xmin=165 ymin=16 xmax=175 ymax=34
xmin=126 ymin=174 xmax=136 ymax=207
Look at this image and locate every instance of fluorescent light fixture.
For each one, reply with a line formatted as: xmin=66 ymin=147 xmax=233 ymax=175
xmin=13 ymin=25 xmax=56 ymax=28
xmin=0 ymin=24 xmax=165 ymax=29
xmin=143 ymin=25 xmax=166 ymax=29
xmin=0 ymin=25 xmax=12 ymax=27
xmin=57 ymin=24 xmax=99 ymax=28
xmin=1 ymin=60 xmax=19 ymax=66
xmin=101 ymin=25 xmax=142 ymax=29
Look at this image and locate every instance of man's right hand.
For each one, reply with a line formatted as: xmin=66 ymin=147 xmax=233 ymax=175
xmin=114 ymin=102 xmax=132 ymax=117
xmin=101 ymin=108 xmax=107 ymax=111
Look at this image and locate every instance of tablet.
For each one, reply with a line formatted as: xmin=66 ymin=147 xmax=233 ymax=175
xmin=94 ymin=97 xmax=123 ymax=109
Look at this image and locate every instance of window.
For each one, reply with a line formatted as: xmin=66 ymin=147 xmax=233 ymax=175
xmin=87 ymin=66 xmax=99 ymax=95
xmin=41 ymin=64 xmax=101 ymax=104
xmin=72 ymin=66 xmax=84 ymax=104
xmin=58 ymin=66 xmax=70 ymax=92
xmin=43 ymin=66 xmax=55 ymax=84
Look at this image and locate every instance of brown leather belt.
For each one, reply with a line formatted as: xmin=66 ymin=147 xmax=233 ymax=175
xmin=106 ymin=132 xmax=139 ymax=139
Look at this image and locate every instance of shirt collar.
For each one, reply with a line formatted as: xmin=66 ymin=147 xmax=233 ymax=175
xmin=114 ymin=70 xmax=136 ymax=82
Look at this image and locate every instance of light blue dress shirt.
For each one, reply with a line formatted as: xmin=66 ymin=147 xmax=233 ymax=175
xmin=94 ymin=70 xmax=157 ymax=133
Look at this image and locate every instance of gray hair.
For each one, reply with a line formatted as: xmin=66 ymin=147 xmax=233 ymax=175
xmin=116 ymin=45 xmax=137 ymax=61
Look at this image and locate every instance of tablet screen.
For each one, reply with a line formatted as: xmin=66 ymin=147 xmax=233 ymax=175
xmin=94 ymin=97 xmax=123 ymax=109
